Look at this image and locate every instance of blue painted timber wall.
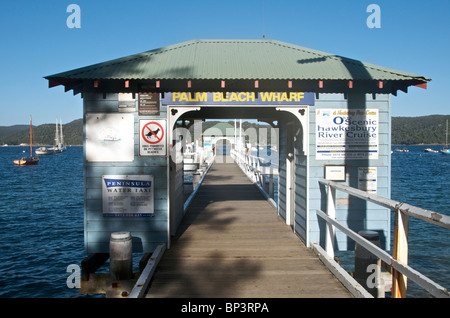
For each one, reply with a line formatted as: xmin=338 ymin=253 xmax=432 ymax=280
xmin=83 ymin=93 xmax=168 ymax=254
xmin=308 ymin=92 xmax=391 ymax=251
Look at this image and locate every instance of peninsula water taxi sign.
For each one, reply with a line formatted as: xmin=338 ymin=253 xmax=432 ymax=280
xmin=102 ymin=175 xmax=154 ymax=217
xmin=161 ymin=92 xmax=315 ymax=105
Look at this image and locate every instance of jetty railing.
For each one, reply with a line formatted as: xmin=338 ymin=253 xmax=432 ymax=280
xmin=317 ymin=179 xmax=450 ymax=298
xmin=230 ymin=149 xmax=278 ymax=206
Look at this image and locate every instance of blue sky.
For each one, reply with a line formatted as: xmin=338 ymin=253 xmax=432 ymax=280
xmin=0 ymin=0 xmax=448 ymax=126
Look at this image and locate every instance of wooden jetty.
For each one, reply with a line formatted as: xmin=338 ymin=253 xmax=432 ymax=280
xmin=144 ymin=156 xmax=352 ymax=298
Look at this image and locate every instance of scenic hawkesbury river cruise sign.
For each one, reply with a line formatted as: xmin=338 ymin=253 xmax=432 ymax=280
xmin=161 ymin=92 xmax=315 ymax=105
xmin=316 ymin=109 xmax=379 ymax=160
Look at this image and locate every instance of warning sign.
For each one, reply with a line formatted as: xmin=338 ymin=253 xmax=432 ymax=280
xmin=139 ymin=119 xmax=166 ymax=156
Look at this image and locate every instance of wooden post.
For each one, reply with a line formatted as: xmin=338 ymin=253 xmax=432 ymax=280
xmin=392 ymin=208 xmax=409 ymax=298
xmin=325 ymin=184 xmax=336 ymax=258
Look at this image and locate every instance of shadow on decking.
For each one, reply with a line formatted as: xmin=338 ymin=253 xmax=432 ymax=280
xmin=146 ymin=162 xmax=271 ymax=297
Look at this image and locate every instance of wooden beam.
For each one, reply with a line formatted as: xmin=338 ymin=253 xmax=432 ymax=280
xmin=81 ymin=253 xmax=109 ymax=281
xmin=325 ymin=185 xmax=336 ymax=258
xmin=48 ymin=80 xmax=61 ymax=88
xmin=392 ymin=208 xmax=409 ymax=298
xmin=129 ymin=243 xmax=166 ymax=298
xmin=311 ymin=242 xmax=374 ymax=298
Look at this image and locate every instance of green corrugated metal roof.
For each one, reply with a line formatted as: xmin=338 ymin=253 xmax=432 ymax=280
xmin=46 ymin=39 xmax=430 ymax=82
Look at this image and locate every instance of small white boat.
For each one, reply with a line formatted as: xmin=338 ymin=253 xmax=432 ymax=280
xmin=424 ymin=148 xmax=439 ymax=153
xmin=36 ymin=146 xmax=54 ymax=155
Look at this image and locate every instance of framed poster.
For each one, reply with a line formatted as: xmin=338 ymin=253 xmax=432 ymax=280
xmin=358 ymin=167 xmax=377 ymax=194
xmin=118 ymin=93 xmax=136 ymax=112
xmin=85 ymin=113 xmax=134 ymax=162
xmin=138 ymin=93 xmax=160 ymax=115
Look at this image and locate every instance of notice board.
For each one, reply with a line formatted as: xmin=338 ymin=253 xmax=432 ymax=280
xmin=316 ymin=109 xmax=379 ymax=160
xmin=102 ymin=175 xmax=154 ymax=217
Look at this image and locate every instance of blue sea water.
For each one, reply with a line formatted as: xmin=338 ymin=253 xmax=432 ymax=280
xmin=0 ymin=145 xmax=448 ymax=298
xmin=0 ymin=146 xmax=85 ymax=298
xmin=388 ymin=145 xmax=449 ymax=297
xmin=335 ymin=145 xmax=449 ymax=298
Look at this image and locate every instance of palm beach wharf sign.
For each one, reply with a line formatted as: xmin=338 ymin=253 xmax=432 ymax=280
xmin=160 ymin=91 xmax=315 ymax=105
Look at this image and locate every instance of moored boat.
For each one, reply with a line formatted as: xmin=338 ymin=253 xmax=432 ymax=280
xmin=393 ymin=147 xmax=409 ymax=152
xmin=36 ymin=146 xmax=54 ymax=155
xmin=14 ymin=116 xmax=39 ymax=166
xmin=13 ymin=156 xmax=39 ymax=166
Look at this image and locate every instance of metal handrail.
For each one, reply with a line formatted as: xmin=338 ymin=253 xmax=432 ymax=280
xmin=317 ymin=179 xmax=449 ymax=298
xmin=230 ymin=149 xmax=278 ymax=205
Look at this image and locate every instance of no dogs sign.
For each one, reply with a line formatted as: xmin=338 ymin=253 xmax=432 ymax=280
xmin=139 ymin=119 xmax=166 ymax=156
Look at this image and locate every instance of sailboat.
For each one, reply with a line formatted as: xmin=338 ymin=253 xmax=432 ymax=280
xmin=52 ymin=118 xmax=66 ymax=153
xmin=441 ymin=119 xmax=450 ymax=155
xmin=36 ymin=118 xmax=67 ymax=154
xmin=13 ymin=116 xmax=39 ymax=166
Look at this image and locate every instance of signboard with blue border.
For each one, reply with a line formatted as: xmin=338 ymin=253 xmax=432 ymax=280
xmin=161 ymin=92 xmax=315 ymax=106
xmin=102 ymin=175 xmax=154 ymax=217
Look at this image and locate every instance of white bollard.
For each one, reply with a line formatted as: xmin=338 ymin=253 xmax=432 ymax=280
xmin=110 ymin=232 xmax=133 ymax=281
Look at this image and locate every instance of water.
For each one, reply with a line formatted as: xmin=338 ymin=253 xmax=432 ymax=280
xmin=0 ymin=146 xmax=85 ymax=298
xmin=336 ymin=145 xmax=450 ymax=298
xmin=0 ymin=145 xmax=448 ymax=298
xmin=388 ymin=145 xmax=449 ymax=297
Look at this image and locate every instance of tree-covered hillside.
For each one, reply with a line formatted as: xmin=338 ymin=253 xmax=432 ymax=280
xmin=392 ymin=115 xmax=450 ymax=145
xmin=0 ymin=119 xmax=82 ymax=146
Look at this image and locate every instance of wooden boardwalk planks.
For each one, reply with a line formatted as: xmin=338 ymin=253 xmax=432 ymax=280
xmin=145 ymin=157 xmax=352 ymax=298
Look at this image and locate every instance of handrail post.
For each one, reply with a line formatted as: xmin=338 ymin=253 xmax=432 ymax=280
xmin=269 ymin=164 xmax=274 ymax=199
xmin=325 ymin=184 xmax=336 ymax=258
xmin=392 ymin=206 xmax=409 ymax=298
